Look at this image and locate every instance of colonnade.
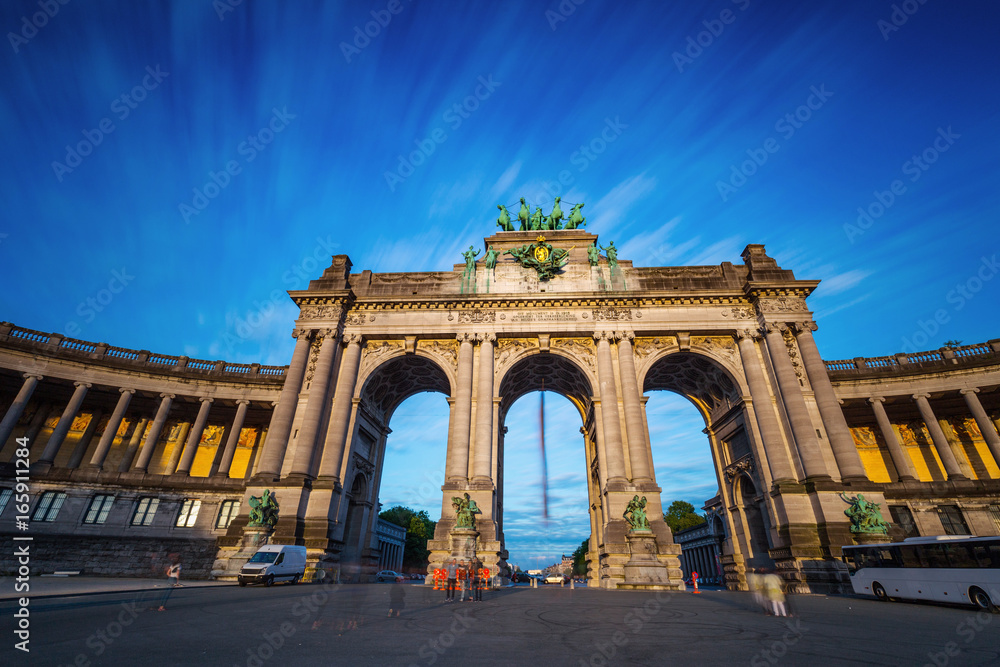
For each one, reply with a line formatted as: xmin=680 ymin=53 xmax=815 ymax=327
xmin=377 ymin=534 xmax=406 ymax=573
xmin=681 ymin=543 xmax=721 ymax=582
xmin=0 ymin=372 xmax=266 ymax=478
xmin=862 ymin=388 xmax=1000 ymax=481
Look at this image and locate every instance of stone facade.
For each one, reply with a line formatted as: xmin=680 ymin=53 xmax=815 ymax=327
xmin=1 ymin=232 xmax=998 ymax=593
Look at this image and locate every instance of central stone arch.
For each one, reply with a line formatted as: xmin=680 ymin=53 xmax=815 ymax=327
xmin=493 ymin=349 xmax=594 ymax=566
xmin=639 ymin=347 xmax=777 ymax=580
xmin=237 ymin=235 xmax=877 ymax=593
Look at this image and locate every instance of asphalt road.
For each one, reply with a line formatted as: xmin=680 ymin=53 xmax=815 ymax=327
xmin=4 ymin=582 xmax=999 ymax=666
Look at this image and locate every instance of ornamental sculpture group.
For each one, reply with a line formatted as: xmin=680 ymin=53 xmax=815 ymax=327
xmin=248 ymin=489 xmax=279 ymax=528
xmin=452 ymin=493 xmax=482 ymax=530
xmin=462 ymin=200 xmax=619 ymax=280
xmin=496 ymin=197 xmax=586 ymax=231
xmin=623 ymin=495 xmax=650 ymax=531
xmin=840 ymin=493 xmax=889 ymax=534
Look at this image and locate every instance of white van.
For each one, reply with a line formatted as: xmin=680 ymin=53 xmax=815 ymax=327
xmin=238 ymin=544 xmax=307 ymax=587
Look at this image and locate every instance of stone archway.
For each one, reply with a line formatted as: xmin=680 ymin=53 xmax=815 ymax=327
xmin=494 ymin=351 xmax=594 ymax=572
xmin=639 ymin=349 xmax=766 ymax=581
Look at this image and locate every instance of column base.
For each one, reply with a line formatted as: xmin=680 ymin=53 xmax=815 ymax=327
xmin=840 ymin=475 xmax=870 ymax=484
xmin=30 ymin=461 xmax=54 ymax=476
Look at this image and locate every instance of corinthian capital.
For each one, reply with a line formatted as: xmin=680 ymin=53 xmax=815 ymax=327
xmin=342 ymin=332 xmax=363 ymax=345
xmin=735 ymin=329 xmax=761 ymax=342
xmin=792 ymin=321 xmax=818 ymax=334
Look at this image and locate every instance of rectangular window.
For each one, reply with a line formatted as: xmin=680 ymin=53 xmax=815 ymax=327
xmin=83 ymin=495 xmax=115 ymax=524
xmin=216 ymin=500 xmax=239 ymax=529
xmin=889 ymin=505 xmax=919 ymax=538
xmin=989 ymin=505 xmax=1000 ymax=533
xmin=938 ymin=506 xmax=969 ymax=536
xmin=176 ymin=499 xmax=201 ymax=528
xmin=131 ymin=497 xmax=160 ymax=526
xmin=922 ymin=545 xmax=949 ymax=568
xmin=898 ymin=545 xmax=922 ymax=568
xmin=32 ymin=492 xmax=67 ymax=522
xmin=943 ymin=544 xmax=976 ymax=568
xmin=0 ymin=488 xmax=12 ymax=516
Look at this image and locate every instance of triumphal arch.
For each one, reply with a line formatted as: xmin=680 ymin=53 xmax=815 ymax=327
xmin=222 ymin=223 xmax=899 ymax=591
xmin=3 ymin=209 xmax=999 ymax=591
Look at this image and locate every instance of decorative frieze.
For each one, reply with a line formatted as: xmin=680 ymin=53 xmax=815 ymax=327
xmin=691 ymin=336 xmax=740 ymax=367
xmin=592 ymin=306 xmax=632 ymax=321
xmin=552 ymin=337 xmax=597 ymax=373
xmin=458 ymin=309 xmax=496 ymax=323
xmin=633 ymin=336 xmax=676 ymax=359
xmin=299 ymin=304 xmax=343 ymax=320
xmin=359 ymin=339 xmax=405 ymax=378
xmin=495 ymin=337 xmax=538 ymax=370
xmin=723 ymin=455 xmax=754 ymax=482
xmin=756 ymin=297 xmax=809 ymax=315
xmin=417 ymin=339 xmax=460 ymax=370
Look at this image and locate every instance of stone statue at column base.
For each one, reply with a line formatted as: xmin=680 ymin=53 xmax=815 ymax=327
xmin=852 ymin=531 xmax=892 ymax=545
xmin=450 ymin=527 xmax=480 ymax=560
xmin=618 ymin=528 xmax=676 ymax=590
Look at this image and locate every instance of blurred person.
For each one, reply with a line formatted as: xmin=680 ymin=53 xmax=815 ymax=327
xmin=763 ymin=569 xmax=788 ymax=617
xmin=459 ymin=560 xmax=470 ymax=602
xmin=445 ymin=559 xmax=458 ymax=602
xmin=472 ymin=556 xmax=484 ymax=602
xmin=157 ymin=553 xmax=181 ymax=611
xmin=388 ymin=579 xmax=406 ymax=617
xmin=747 ymin=568 xmax=763 ymax=611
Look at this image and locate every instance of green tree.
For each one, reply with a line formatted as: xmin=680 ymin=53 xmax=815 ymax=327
xmin=571 ymin=538 xmax=589 ymax=576
xmin=379 ymin=505 xmax=437 ymax=572
xmin=663 ymin=500 xmax=706 ymax=533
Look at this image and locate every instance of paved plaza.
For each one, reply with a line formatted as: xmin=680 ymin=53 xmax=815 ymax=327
xmin=3 ymin=579 xmax=999 ymax=666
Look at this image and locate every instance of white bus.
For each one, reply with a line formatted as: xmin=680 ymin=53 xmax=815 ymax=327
xmin=841 ymin=535 xmax=1000 ymax=610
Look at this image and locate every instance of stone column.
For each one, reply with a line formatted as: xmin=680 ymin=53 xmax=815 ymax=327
xmin=133 ymin=393 xmax=174 ymax=472
xmin=961 ymin=388 xmax=1000 ymax=467
xmin=447 ymin=333 xmax=476 ymax=483
xmin=177 ymin=397 xmax=213 ymax=474
xmin=794 ymin=322 xmax=867 ymax=482
xmin=167 ymin=422 xmax=191 ymax=473
xmin=0 ymin=374 xmax=42 ymax=449
xmin=616 ymin=332 xmax=652 ymax=483
xmin=245 ymin=427 xmax=266 ymax=478
xmin=216 ymin=399 xmax=250 ymax=477
xmin=913 ymin=394 xmax=968 ymax=481
xmin=472 ymin=333 xmax=495 ymax=484
xmin=67 ymin=409 xmax=104 ymax=469
xmin=22 ymin=403 xmax=53 ymax=447
xmin=594 ymin=331 xmax=627 ymax=484
xmin=868 ymin=397 xmax=917 ymax=482
xmin=763 ymin=324 xmax=831 ymax=480
xmin=118 ymin=417 xmax=148 ymax=472
xmin=88 ymin=388 xmax=135 ymax=469
xmin=37 ymin=381 xmax=90 ymax=467
xmin=317 ymin=333 xmax=364 ymax=482
xmin=256 ymin=329 xmax=313 ymax=478
xmin=290 ymin=330 xmax=339 ymax=477
xmin=735 ymin=331 xmax=796 ymax=483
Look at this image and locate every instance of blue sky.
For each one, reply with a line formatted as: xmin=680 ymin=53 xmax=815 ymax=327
xmin=2 ymin=1 xmax=998 ymax=568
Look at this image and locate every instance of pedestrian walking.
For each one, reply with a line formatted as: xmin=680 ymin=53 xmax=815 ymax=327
xmin=763 ymin=570 xmax=788 ymax=617
xmin=459 ymin=560 xmax=470 ymax=602
xmin=748 ymin=568 xmax=764 ymax=612
xmin=388 ymin=579 xmax=406 ymax=617
xmin=472 ymin=556 xmax=483 ymax=602
xmin=157 ymin=553 xmax=181 ymax=611
xmin=445 ymin=559 xmax=458 ymax=602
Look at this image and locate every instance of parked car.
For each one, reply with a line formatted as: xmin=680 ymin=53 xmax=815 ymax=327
xmin=238 ymin=545 xmax=306 ymax=587
xmin=376 ymin=570 xmax=404 ymax=582
xmin=544 ymin=573 xmax=567 ymax=585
